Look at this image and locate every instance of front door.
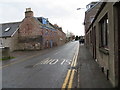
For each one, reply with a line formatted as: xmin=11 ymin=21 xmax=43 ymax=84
xmin=50 ymin=40 xmax=53 ymax=48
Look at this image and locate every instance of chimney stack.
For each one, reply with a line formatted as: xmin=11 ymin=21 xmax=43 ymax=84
xmin=25 ymin=8 xmax=34 ymax=18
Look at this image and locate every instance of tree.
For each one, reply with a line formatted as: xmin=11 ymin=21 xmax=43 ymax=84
xmin=75 ymin=36 xmax=79 ymax=41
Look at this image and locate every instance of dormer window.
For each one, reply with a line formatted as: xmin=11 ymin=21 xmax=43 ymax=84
xmin=5 ymin=27 xmax=10 ymax=32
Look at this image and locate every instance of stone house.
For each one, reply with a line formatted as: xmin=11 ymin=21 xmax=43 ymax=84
xmin=84 ymin=1 xmax=120 ymax=87
xmin=0 ymin=22 xmax=21 ymax=51
xmin=53 ymin=24 xmax=66 ymax=45
xmin=0 ymin=8 xmax=66 ymax=51
xmin=19 ymin=8 xmax=66 ymax=50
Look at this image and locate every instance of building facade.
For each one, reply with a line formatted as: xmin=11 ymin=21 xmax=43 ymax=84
xmin=0 ymin=22 xmax=20 ymax=51
xmin=84 ymin=2 xmax=102 ymax=57
xmin=53 ymin=24 xmax=66 ymax=45
xmin=85 ymin=1 xmax=120 ymax=87
xmin=0 ymin=8 xmax=66 ymax=51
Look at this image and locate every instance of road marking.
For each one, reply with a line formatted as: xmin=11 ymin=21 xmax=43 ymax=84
xmin=62 ymin=70 xmax=71 ymax=89
xmin=71 ymin=55 xmax=76 ymax=67
xmin=61 ymin=59 xmax=71 ymax=65
xmin=49 ymin=59 xmax=58 ymax=64
xmin=44 ymin=59 xmax=52 ymax=64
xmin=68 ymin=69 xmax=75 ymax=89
xmin=33 ymin=58 xmax=72 ymax=66
xmin=73 ymin=55 xmax=77 ymax=67
xmin=61 ymin=43 xmax=79 ymax=89
xmin=61 ymin=59 xmax=66 ymax=65
xmin=33 ymin=58 xmax=50 ymax=67
xmin=50 ymin=59 xmax=58 ymax=64
xmin=43 ymin=59 xmax=50 ymax=64
xmin=61 ymin=53 xmax=76 ymax=89
xmin=66 ymin=60 xmax=71 ymax=65
xmin=40 ymin=58 xmax=49 ymax=64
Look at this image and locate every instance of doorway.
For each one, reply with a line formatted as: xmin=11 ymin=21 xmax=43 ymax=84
xmin=50 ymin=40 xmax=53 ymax=48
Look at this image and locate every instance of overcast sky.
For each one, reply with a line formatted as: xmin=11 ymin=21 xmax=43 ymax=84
xmin=0 ymin=0 xmax=100 ymax=36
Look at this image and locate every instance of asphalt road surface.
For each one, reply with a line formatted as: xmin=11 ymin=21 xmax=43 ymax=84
xmin=2 ymin=41 xmax=79 ymax=88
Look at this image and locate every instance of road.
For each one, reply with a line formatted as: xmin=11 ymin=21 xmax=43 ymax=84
xmin=2 ymin=41 xmax=79 ymax=88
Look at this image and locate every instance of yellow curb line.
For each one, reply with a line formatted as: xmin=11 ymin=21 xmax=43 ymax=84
xmin=61 ymin=69 xmax=71 ymax=90
xmin=61 ymin=44 xmax=79 ymax=89
xmin=68 ymin=69 xmax=75 ymax=89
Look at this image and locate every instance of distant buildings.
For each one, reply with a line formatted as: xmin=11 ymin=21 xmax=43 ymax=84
xmin=84 ymin=1 xmax=120 ymax=87
xmin=0 ymin=8 xmax=66 ymax=51
xmin=66 ymin=31 xmax=75 ymax=41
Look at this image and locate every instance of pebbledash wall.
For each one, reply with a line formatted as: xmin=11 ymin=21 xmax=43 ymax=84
xmin=18 ymin=8 xmax=66 ymax=50
xmin=85 ymin=2 xmax=120 ymax=87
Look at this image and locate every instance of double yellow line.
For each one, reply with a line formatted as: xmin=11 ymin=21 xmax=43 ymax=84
xmin=62 ymin=45 xmax=79 ymax=90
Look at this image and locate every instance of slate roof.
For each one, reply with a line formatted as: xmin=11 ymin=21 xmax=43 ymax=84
xmin=0 ymin=22 xmax=21 ymax=38
xmin=35 ymin=17 xmax=57 ymax=31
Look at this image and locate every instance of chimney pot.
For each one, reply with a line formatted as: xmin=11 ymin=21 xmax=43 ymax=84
xmin=26 ymin=8 xmax=31 ymax=12
xmin=25 ymin=8 xmax=34 ymax=18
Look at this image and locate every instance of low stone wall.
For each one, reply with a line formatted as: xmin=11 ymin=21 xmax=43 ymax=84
xmin=0 ymin=47 xmax=10 ymax=59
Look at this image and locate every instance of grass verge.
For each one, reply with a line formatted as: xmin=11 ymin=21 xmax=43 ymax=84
xmin=0 ymin=57 xmax=15 ymax=61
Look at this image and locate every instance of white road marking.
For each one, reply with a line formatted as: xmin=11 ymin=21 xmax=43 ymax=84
xmin=46 ymin=59 xmax=53 ymax=64
xmin=33 ymin=58 xmax=50 ymax=67
xmin=61 ymin=59 xmax=66 ymax=65
xmin=33 ymin=58 xmax=72 ymax=66
xmin=40 ymin=58 xmax=49 ymax=64
xmin=61 ymin=59 xmax=72 ymax=65
xmin=49 ymin=59 xmax=58 ymax=64
xmin=42 ymin=59 xmax=50 ymax=64
xmin=66 ymin=60 xmax=72 ymax=65
xmin=51 ymin=59 xmax=59 ymax=64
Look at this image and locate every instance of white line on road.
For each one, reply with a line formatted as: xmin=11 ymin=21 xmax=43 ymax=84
xmin=42 ymin=59 xmax=50 ymax=64
xmin=61 ymin=59 xmax=66 ymax=65
xmin=33 ymin=58 xmax=49 ymax=67
xmin=45 ymin=59 xmax=53 ymax=64
xmin=49 ymin=59 xmax=58 ymax=65
xmin=40 ymin=58 xmax=50 ymax=64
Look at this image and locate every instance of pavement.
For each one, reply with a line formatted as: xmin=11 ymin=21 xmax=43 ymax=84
xmin=77 ymin=44 xmax=113 ymax=88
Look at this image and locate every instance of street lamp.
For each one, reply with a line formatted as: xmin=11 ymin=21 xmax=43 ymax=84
xmin=76 ymin=8 xmax=85 ymax=10
xmin=76 ymin=7 xmax=86 ymax=43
